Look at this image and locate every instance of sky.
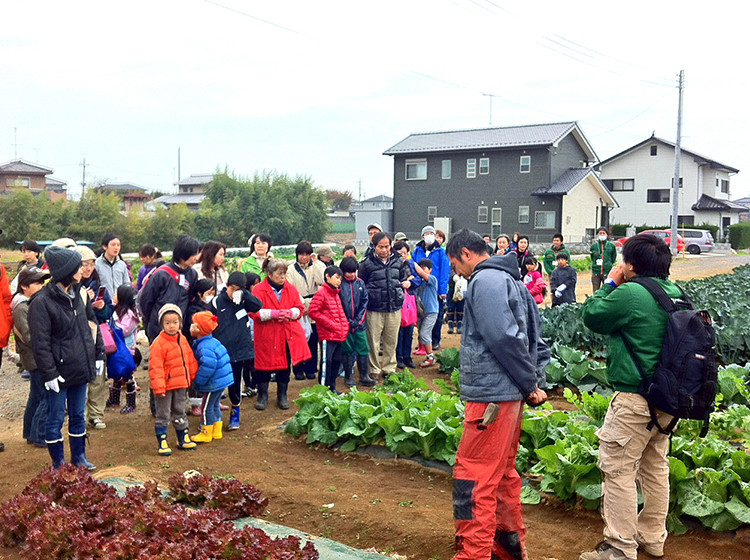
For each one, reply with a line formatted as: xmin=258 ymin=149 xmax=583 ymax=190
xmin=2 ymin=1 xmax=748 ymax=201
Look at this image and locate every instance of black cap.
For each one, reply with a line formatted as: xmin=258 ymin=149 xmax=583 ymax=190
xmin=17 ymin=266 xmax=50 ymax=287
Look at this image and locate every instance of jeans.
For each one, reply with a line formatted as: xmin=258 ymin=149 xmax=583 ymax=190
xmin=201 ymin=390 xmax=224 ymax=425
xmin=46 ymin=383 xmax=88 ymax=443
xmin=396 ymin=324 xmax=414 ymax=361
xmin=23 ymin=371 xmax=48 ymax=444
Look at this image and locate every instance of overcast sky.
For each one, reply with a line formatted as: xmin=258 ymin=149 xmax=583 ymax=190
xmin=3 ymin=1 xmax=747 ymax=201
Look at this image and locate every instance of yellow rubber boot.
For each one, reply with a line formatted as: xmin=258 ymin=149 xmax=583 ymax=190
xmin=192 ymin=425 xmax=213 ymax=443
xmin=212 ymin=421 xmax=223 ymax=440
xmin=156 ymin=427 xmax=172 ymax=456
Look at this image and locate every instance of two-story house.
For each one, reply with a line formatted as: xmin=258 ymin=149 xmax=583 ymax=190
xmin=0 ymin=159 xmax=68 ymax=201
xmin=597 ymin=135 xmax=744 ymax=236
xmin=94 ymin=181 xmax=152 ymax=212
xmin=384 ymin=122 xmax=617 ymax=243
xmin=152 ymin=173 xmax=212 ymax=211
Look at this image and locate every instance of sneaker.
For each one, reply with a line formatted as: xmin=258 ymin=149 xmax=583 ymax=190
xmin=396 ymin=360 xmax=405 ymax=369
xmin=294 ymin=372 xmax=306 ymax=380
xmin=404 ymin=358 xmax=416 ymax=369
xmin=243 ymin=387 xmax=258 ymax=398
xmin=21 ymin=371 xmax=31 ymax=380
xmin=420 ymin=356 xmax=435 ymax=368
xmin=89 ymin=418 xmax=106 ymax=430
xmin=579 ymin=541 xmax=634 ymax=560
xmin=305 ymin=371 xmax=316 ymax=380
xmin=635 ymin=537 xmax=664 ymax=558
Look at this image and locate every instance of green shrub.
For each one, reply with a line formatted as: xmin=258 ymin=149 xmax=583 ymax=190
xmin=729 ymin=222 xmax=750 ymax=250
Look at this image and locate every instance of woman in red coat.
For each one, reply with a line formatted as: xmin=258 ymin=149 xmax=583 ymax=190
xmin=250 ymin=259 xmax=311 ymax=411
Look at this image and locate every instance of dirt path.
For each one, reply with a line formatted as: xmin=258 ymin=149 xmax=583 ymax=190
xmin=1 ymin=252 xmax=749 ymax=559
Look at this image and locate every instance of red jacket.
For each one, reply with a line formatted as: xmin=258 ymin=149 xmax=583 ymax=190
xmin=251 ymin=279 xmax=311 ymax=372
xmin=0 ymin=264 xmax=13 ymax=348
xmin=148 ymin=331 xmax=198 ymax=395
xmin=523 ymin=270 xmax=546 ymax=305
xmin=308 ymin=282 xmax=349 ymax=342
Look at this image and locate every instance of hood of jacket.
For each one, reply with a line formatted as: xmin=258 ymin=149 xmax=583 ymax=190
xmin=473 ymin=254 xmax=521 ymax=281
xmin=11 ymin=292 xmax=28 ymax=312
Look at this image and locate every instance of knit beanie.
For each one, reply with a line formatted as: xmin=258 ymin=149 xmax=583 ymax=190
xmin=421 ymin=225 xmax=436 ymax=237
xmin=227 ymin=271 xmax=247 ymax=289
xmin=192 ymin=311 xmax=218 ymax=337
xmin=158 ymin=303 xmax=183 ymax=325
xmin=44 ymin=246 xmax=82 ymax=281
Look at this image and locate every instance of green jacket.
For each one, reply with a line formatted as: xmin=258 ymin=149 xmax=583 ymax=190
xmin=589 ymin=240 xmax=617 ymax=276
xmin=581 ymin=277 xmax=682 ymax=393
xmin=239 ymin=253 xmax=272 ymax=280
xmin=542 ymin=244 xmax=571 ymax=275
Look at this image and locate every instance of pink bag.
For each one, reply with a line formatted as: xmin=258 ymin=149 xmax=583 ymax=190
xmin=401 ymin=292 xmax=418 ymax=327
xmin=99 ymin=323 xmax=117 ymax=355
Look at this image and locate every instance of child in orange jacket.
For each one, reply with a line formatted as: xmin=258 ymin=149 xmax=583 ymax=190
xmin=149 ymin=303 xmax=198 ymax=456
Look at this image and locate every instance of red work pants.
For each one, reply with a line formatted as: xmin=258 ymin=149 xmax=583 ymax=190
xmin=452 ymin=400 xmax=527 ymax=560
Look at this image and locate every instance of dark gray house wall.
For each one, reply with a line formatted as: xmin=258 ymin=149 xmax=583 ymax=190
xmin=392 ymin=147 xmax=563 ymax=241
xmin=551 ymin=135 xmax=589 ymax=184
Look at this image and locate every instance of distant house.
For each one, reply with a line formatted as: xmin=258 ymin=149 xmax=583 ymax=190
xmin=0 ymin=159 xmax=67 ymax=201
xmin=597 ymin=135 xmax=744 ymax=236
xmin=94 ymin=181 xmax=151 ymax=212
xmin=734 ymin=197 xmax=750 ymax=223
xmin=384 ymin=122 xmax=616 ymax=243
xmin=350 ymin=195 xmax=394 ymax=241
xmin=152 ymin=173 xmax=212 ymax=211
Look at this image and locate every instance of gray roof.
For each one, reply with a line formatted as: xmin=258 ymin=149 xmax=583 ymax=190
xmin=531 ymin=167 xmax=618 ymax=206
xmin=98 ymin=182 xmax=147 ymax=192
xmin=153 ymin=193 xmax=206 ymax=206
xmin=732 ymin=197 xmax=750 ymax=207
xmin=692 ymin=194 xmax=749 ymax=212
xmin=383 ymin=121 xmax=596 ymax=158
xmin=45 ymin=176 xmax=67 ymax=188
xmin=363 ymin=194 xmax=393 ymax=202
xmin=0 ymin=159 xmax=54 ymax=174
xmin=177 ymin=173 xmax=213 ymax=187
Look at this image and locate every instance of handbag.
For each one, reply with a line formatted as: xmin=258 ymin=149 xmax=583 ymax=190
xmin=401 ymin=292 xmax=418 ymax=327
xmin=99 ymin=323 xmax=117 ymax=355
xmin=106 ymin=320 xmax=136 ymax=379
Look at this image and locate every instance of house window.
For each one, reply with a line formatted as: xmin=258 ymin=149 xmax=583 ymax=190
xmin=650 ymin=145 xmax=658 ymax=156
xmin=647 ymin=189 xmax=670 ymax=203
xmin=603 ymin=179 xmax=635 ymax=192
xmin=490 ymin=208 xmax=502 ymax=237
xmin=442 ymin=160 xmax=451 ymax=179
xmin=478 ymin=205 xmax=488 ymax=223
xmin=721 ymin=179 xmax=729 ymax=193
xmin=406 ymin=159 xmax=427 ymax=180
xmin=518 ymin=205 xmax=530 ymax=224
xmin=678 ymin=215 xmax=695 ymax=226
xmin=670 ymin=177 xmax=683 ymax=188
xmin=479 ymin=158 xmax=489 ymax=175
xmin=427 ymin=206 xmax=437 ymax=224
xmin=534 ymin=211 xmax=556 ymax=229
xmin=520 ymin=155 xmax=531 ymax=173
xmin=7 ymin=176 xmax=30 ymax=188
xmin=467 ymin=159 xmax=477 ymax=178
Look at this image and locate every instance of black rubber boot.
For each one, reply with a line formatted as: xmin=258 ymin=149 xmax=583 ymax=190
xmin=121 ymin=390 xmax=136 ymax=414
xmin=106 ymin=384 xmax=121 ymax=407
xmin=342 ymin=355 xmax=356 ymax=387
xmin=357 ymin=355 xmax=376 ymax=387
xmin=277 ymin=382 xmax=289 ymax=409
xmin=255 ymin=382 xmax=269 ymax=410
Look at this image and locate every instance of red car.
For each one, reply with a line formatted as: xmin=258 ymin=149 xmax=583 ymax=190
xmin=614 ymin=229 xmax=685 ymax=251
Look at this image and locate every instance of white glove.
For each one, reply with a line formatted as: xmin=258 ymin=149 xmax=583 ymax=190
xmin=554 ymin=289 xmax=563 ymax=298
xmin=44 ymin=376 xmax=66 ymax=392
xmin=557 ymin=284 xmax=567 ymax=292
xmin=288 ymin=307 xmax=301 ymax=320
xmin=232 ymin=290 xmax=243 ymax=304
xmin=96 ymin=360 xmax=105 ymax=376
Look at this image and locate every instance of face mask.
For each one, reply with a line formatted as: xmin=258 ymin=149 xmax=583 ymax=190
xmin=598 ymin=235 xmax=607 ymax=241
xmin=424 ymin=234 xmax=436 ymax=246
xmin=203 ymin=295 xmax=213 ymax=304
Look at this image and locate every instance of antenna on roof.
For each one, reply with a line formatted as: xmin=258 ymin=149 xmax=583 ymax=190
xmin=482 ymin=93 xmax=500 ymax=126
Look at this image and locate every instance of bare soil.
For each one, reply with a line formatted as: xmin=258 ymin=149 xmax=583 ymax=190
xmin=1 ymin=252 xmax=749 ymax=560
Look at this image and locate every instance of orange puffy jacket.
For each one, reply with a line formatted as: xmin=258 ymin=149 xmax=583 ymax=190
xmin=148 ymin=331 xmax=198 ymax=395
xmin=0 ymin=264 xmax=13 ymax=348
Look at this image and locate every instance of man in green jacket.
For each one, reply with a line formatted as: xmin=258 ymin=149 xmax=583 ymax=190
xmin=590 ymin=227 xmax=618 ymax=292
xmin=542 ymin=233 xmax=571 ymax=278
xmin=579 ymin=234 xmax=680 ymax=560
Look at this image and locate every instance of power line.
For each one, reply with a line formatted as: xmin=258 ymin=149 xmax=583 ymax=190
xmin=202 ymin=0 xmax=303 ymax=36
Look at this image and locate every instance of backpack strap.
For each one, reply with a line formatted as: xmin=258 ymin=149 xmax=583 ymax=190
xmin=630 ymin=277 xmax=678 ymax=312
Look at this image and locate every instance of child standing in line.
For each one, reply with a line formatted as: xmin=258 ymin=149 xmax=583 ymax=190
xmin=338 ymin=257 xmax=375 ymax=387
xmin=242 ymin=272 xmax=262 ymax=398
xmin=522 ymin=256 xmax=546 ymax=305
xmin=184 ymin=278 xmax=216 ymax=416
xmin=136 ymin=244 xmax=160 ymax=291
xmin=308 ymin=266 xmax=350 ymax=393
xmin=210 ymin=272 xmax=263 ymax=430
xmin=550 ymin=252 xmax=578 ymax=306
xmin=413 ymin=259 xmax=439 ymax=368
xmin=108 ymin=285 xmax=141 ymax=414
xmin=149 ymin=304 xmax=198 ymax=456
xmin=189 ymin=311 xmax=233 ymax=443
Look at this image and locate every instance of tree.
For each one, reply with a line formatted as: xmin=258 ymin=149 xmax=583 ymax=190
xmin=0 ymin=190 xmax=35 ymax=247
xmin=325 ymin=188 xmax=353 ymax=212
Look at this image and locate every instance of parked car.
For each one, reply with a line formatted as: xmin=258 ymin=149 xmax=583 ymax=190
xmin=680 ymin=228 xmax=714 ymax=254
xmin=614 ymin=229 xmax=685 ymax=252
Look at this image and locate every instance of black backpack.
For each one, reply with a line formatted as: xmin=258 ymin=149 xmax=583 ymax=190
xmin=620 ymin=276 xmax=717 ymax=436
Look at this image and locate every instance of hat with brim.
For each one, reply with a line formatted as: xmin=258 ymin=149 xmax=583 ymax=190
xmin=366 ymin=223 xmax=382 ymax=232
xmin=17 ymin=266 xmax=50 ymax=287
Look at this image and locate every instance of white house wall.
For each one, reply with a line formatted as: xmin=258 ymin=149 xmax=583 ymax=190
xmin=561 ymin=178 xmax=605 ymax=242
xmin=602 ymin=143 xmax=705 ymax=226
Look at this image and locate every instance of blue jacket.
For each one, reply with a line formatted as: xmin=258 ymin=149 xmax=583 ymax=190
xmin=192 ymin=335 xmax=234 ymax=393
xmin=459 ymin=254 xmax=550 ymax=403
xmin=339 ymin=277 xmax=369 ymax=333
xmin=211 ymin=288 xmax=263 ymax=362
xmin=412 ymin=241 xmax=450 ymax=296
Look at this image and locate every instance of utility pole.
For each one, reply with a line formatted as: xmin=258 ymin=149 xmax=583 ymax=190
xmin=670 ymin=70 xmax=684 ymax=254
xmin=358 ymin=178 xmax=362 ymax=202
xmin=177 ymin=147 xmax=181 ymax=185
xmin=80 ymin=157 xmax=89 ymax=197
xmin=12 ymin=127 xmax=20 ymax=159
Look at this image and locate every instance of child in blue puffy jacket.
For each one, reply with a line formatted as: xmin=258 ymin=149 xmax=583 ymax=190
xmin=189 ymin=311 xmax=233 ymax=443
